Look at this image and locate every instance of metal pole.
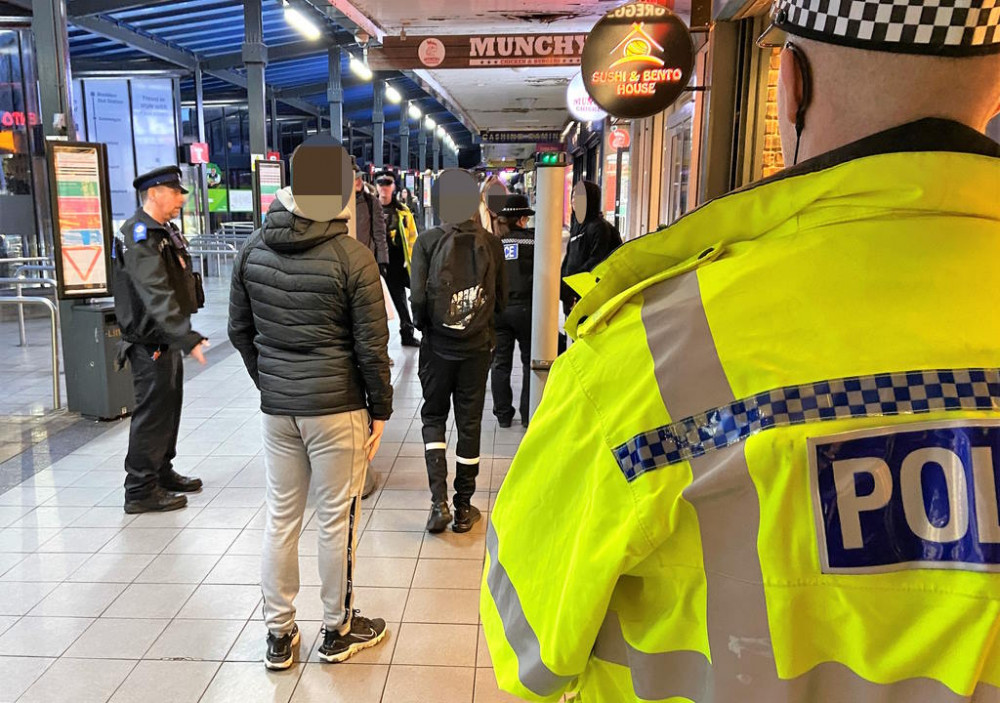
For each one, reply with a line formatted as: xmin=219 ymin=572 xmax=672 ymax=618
xmin=529 ymin=158 xmax=567 ymax=417
xmin=373 ymin=80 xmax=385 ymax=168
xmin=16 ymin=281 xmax=26 ymax=346
xmin=418 ymin=125 xmax=427 ymax=172
xmin=400 ymin=100 xmax=410 ymax=170
xmin=195 ymin=65 xmax=211 ymax=235
xmin=270 ymin=94 xmax=279 ymax=153
xmin=243 ymin=0 xmax=268 ymax=158
xmin=33 ymin=0 xmax=75 ymax=139
xmin=328 ymin=46 xmax=344 ymax=142
xmin=433 ymin=134 xmax=441 ymax=172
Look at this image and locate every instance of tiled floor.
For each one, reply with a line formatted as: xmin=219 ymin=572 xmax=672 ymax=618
xmin=0 ymin=273 xmax=530 ymax=702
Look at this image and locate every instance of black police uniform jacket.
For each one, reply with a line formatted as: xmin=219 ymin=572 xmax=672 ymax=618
xmin=227 ymin=197 xmax=394 ymax=421
xmin=499 ymin=224 xmax=535 ymax=308
xmin=112 ymin=209 xmax=205 ymax=353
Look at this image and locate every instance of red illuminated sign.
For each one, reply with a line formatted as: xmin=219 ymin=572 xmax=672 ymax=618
xmin=189 ymin=142 xmax=209 ymax=164
xmin=608 ymin=128 xmax=631 ymax=150
xmin=581 ymin=2 xmax=694 ymax=119
xmin=0 ymin=110 xmax=40 ymax=128
xmin=267 ymin=151 xmax=281 ymax=161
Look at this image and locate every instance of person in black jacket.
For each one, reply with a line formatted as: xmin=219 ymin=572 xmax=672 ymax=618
xmin=374 ymin=169 xmax=419 ymax=347
xmin=559 ymin=180 xmax=622 ymax=315
xmin=491 ymin=194 xmax=535 ymax=429
xmin=112 ymin=165 xmax=207 ymax=515
xmin=228 ymin=138 xmax=391 ymax=672
xmin=410 ymin=169 xmax=507 ymax=535
xmin=354 ymin=164 xmax=389 ymax=267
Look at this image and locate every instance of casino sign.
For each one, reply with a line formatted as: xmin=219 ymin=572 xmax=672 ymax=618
xmin=582 ymin=2 xmax=695 ymax=120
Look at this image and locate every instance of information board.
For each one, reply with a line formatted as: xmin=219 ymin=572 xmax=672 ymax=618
xmin=229 ymin=189 xmax=253 ymax=213
xmin=84 ymin=80 xmax=136 ymax=226
xmin=131 ymin=79 xmax=178 ymax=175
xmin=47 ymin=141 xmax=113 ymax=299
xmin=253 ymin=160 xmax=286 ymax=225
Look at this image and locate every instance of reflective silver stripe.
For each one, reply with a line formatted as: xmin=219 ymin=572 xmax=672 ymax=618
xmin=641 ymin=272 xmax=735 ymax=420
xmin=485 ymin=521 xmax=575 ymax=698
xmin=456 ymin=456 xmax=480 ymax=465
xmin=425 ymin=442 xmax=447 ymax=451
xmin=593 ymin=610 xmax=710 ymax=701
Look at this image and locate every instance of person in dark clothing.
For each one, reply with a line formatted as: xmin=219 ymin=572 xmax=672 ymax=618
xmin=410 ymin=169 xmax=508 ymax=535
xmin=354 ymin=166 xmax=389 ymax=267
xmin=374 ymin=169 xmax=420 ymax=347
xmin=491 ymin=194 xmax=535 ymax=429
xmin=560 ymin=180 xmax=623 ymax=315
xmin=228 ymin=138 xmax=391 ymax=672
xmin=112 ymin=165 xmax=207 ymax=515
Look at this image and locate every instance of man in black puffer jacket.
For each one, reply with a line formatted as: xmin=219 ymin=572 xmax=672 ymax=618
xmin=228 ymin=137 xmax=392 ymax=671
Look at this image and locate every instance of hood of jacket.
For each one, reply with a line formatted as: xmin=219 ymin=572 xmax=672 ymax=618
xmin=581 ymin=180 xmax=603 ymax=222
xmin=263 ymin=188 xmax=350 ymax=254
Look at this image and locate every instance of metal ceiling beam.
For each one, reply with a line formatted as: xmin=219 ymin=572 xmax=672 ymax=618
xmin=70 ymin=15 xmax=199 ymax=69
xmin=203 ymin=39 xmax=339 ymax=71
xmin=72 ymin=57 xmax=184 ymax=74
xmin=68 ymin=0 xmax=163 ymax=17
xmin=275 ymin=81 xmax=328 ymax=98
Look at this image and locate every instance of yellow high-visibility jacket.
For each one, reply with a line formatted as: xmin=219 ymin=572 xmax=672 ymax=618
xmin=481 ymin=139 xmax=1000 ymax=702
xmin=387 ymin=202 xmax=419 ymax=273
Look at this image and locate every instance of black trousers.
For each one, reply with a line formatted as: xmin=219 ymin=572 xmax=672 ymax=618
xmin=382 ymin=268 xmax=415 ymax=340
xmin=419 ymin=343 xmax=491 ymax=506
xmin=124 ymin=344 xmax=184 ymax=499
xmin=491 ymin=304 xmax=531 ymax=423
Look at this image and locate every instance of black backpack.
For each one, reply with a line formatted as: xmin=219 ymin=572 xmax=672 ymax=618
xmin=425 ymin=225 xmax=495 ymax=341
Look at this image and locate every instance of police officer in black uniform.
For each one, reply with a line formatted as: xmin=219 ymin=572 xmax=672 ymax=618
xmin=490 ymin=194 xmax=535 ymax=428
xmin=112 ymin=165 xmax=208 ymax=514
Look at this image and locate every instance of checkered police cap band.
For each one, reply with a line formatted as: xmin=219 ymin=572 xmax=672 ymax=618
xmin=614 ymin=368 xmax=1000 ymax=481
xmin=765 ymin=0 xmax=1000 ymax=56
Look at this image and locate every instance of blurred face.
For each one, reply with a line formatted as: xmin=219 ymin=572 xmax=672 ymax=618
xmin=354 ymin=174 xmax=363 ymax=192
xmin=376 ymin=180 xmax=395 ymax=204
xmin=145 ymin=185 xmax=187 ymax=222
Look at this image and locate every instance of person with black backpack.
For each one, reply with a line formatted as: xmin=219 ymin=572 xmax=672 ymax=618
xmin=410 ymin=170 xmax=508 ymax=534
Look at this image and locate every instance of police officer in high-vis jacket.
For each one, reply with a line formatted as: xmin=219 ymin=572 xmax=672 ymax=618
xmin=482 ymin=2 xmax=1000 ymax=702
xmin=113 ymin=165 xmax=208 ymax=514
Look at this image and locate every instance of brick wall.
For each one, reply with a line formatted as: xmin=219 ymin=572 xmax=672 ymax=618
xmin=761 ymin=49 xmax=785 ymax=179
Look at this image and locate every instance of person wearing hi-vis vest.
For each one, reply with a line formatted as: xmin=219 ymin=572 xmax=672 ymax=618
xmin=481 ymin=1 xmax=1000 ymax=701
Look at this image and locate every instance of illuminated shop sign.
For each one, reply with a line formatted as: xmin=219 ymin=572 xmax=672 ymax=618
xmin=0 ymin=110 xmax=40 ymax=128
xmin=581 ymin=2 xmax=694 ymax=119
xmin=370 ymin=33 xmax=588 ymax=69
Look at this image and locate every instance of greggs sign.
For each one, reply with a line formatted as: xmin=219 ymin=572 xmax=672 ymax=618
xmin=0 ymin=110 xmax=40 ymax=128
xmin=581 ymin=2 xmax=695 ymax=119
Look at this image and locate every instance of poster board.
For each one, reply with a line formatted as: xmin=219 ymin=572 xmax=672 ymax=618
xmin=131 ymin=79 xmax=178 ymax=175
xmin=253 ymin=160 xmax=286 ymax=225
xmin=83 ymin=80 xmax=135 ymax=227
xmin=46 ymin=141 xmax=114 ymax=300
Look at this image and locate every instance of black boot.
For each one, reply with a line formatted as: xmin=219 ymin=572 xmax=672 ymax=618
xmin=124 ymin=486 xmax=187 ymax=514
xmin=426 ymin=501 xmax=453 ymax=533
xmin=452 ymin=504 xmax=481 ymax=533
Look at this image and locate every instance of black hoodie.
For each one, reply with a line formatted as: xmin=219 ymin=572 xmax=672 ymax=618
xmin=228 ymin=195 xmax=393 ymax=420
xmin=560 ymin=180 xmax=622 ymax=313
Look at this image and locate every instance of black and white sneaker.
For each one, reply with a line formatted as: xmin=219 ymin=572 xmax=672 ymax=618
xmin=265 ymin=624 xmax=300 ymax=670
xmin=317 ymin=611 xmax=387 ymax=663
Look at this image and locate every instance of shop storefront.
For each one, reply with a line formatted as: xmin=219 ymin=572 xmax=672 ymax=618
xmin=619 ymin=12 xmax=783 ymax=240
xmin=0 ymin=19 xmax=48 ymax=259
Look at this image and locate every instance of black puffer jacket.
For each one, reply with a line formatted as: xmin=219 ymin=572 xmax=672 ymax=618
xmin=560 ymin=180 xmax=622 ymax=314
xmin=228 ymin=195 xmax=393 ymax=420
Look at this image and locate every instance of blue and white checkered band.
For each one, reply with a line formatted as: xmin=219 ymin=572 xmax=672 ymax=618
xmin=614 ymin=368 xmax=1000 ymax=481
xmin=771 ymin=0 xmax=1000 ymax=56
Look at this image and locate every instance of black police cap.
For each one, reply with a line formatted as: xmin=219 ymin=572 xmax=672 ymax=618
xmin=373 ymin=169 xmax=396 ymax=186
xmin=134 ymin=165 xmax=189 ymax=194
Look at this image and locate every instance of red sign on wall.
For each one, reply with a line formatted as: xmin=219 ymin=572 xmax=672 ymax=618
xmin=0 ymin=110 xmax=40 ymax=128
xmin=267 ymin=151 xmax=281 ymax=161
xmin=608 ymin=127 xmax=631 ymax=150
xmin=189 ymin=142 xmax=209 ymax=164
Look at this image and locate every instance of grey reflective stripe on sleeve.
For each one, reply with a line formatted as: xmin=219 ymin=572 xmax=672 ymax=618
xmin=485 ymin=521 xmax=576 ymax=698
xmin=593 ymin=610 xmax=710 ymax=701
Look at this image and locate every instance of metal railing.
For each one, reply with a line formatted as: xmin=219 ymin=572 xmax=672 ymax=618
xmin=187 ymin=236 xmax=238 ymax=277
xmin=0 ymin=294 xmax=61 ymax=410
xmin=1 ymin=259 xmax=56 ymax=347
